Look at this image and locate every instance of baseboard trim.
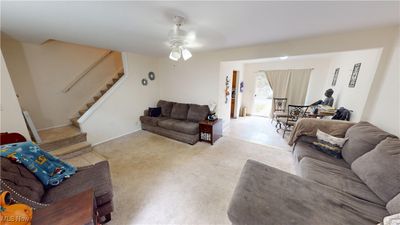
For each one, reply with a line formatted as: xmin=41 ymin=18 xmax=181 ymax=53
xmin=92 ymin=128 xmax=141 ymax=147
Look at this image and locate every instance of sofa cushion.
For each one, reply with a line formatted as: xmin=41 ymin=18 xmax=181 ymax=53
xmin=140 ymin=116 xmax=167 ymax=126
xmin=351 ymin=137 xmax=400 ymax=203
xmin=0 ymin=157 xmax=44 ymax=203
xmin=342 ymin=121 xmax=396 ymax=164
xmin=157 ymin=100 xmax=174 ymax=117
xmin=43 ymin=161 xmax=113 ymax=207
xmin=170 ymin=103 xmax=189 ymax=120
xmin=228 ymin=159 xmax=389 ymax=225
xmin=299 ymin=157 xmax=384 ymax=206
xmin=387 ymin=193 xmax=400 ymax=214
xmin=293 ymin=139 xmax=350 ymax=170
xmin=187 ymin=104 xmax=210 ymax=122
xmin=158 ymin=119 xmax=199 ymax=135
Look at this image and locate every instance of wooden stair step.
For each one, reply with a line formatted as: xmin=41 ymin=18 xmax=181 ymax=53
xmin=100 ymin=89 xmax=107 ymax=95
xmin=50 ymin=141 xmax=92 ymax=160
xmin=106 ymin=83 xmax=113 ymax=89
xmin=118 ymin=72 xmax=124 ymax=78
xmin=86 ymin=101 xmax=96 ymax=108
xmin=71 ymin=117 xmax=80 ymax=128
xmin=79 ymin=108 xmax=88 ymax=116
xmin=112 ymin=78 xmax=119 ymax=83
xmin=93 ymin=95 xmax=101 ymax=101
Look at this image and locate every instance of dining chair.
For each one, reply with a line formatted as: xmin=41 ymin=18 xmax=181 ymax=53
xmin=277 ymin=104 xmax=309 ymax=138
xmin=271 ymin=98 xmax=288 ymax=126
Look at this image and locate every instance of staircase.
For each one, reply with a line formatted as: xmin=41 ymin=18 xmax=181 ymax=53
xmin=71 ymin=71 xmax=124 ymax=128
xmin=38 ymin=125 xmax=92 ymax=160
xmin=38 ymin=71 xmax=124 ymax=159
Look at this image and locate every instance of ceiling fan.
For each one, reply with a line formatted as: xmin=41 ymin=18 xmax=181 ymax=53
xmin=168 ymin=15 xmax=193 ymax=61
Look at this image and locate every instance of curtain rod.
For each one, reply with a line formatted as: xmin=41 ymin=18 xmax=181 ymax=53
xmin=256 ymin=68 xmax=314 ymax=73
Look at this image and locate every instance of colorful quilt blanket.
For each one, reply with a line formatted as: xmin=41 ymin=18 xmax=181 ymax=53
xmin=1 ymin=141 xmax=76 ymax=187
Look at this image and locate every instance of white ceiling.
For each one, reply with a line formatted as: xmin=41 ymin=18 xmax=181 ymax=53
xmin=2 ymin=1 xmax=399 ymax=56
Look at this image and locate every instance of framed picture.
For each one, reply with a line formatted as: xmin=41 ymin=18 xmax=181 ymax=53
xmin=332 ymin=68 xmax=340 ymax=86
xmin=349 ymin=63 xmax=361 ymax=88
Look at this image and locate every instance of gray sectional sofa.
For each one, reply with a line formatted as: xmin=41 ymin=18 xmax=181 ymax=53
xmin=228 ymin=119 xmax=400 ymax=225
xmin=140 ymin=100 xmax=210 ymax=144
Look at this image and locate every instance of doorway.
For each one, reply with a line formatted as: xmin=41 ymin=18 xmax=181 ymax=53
xmin=230 ymin=71 xmax=239 ymax=118
xmin=252 ymin=72 xmax=273 ymax=117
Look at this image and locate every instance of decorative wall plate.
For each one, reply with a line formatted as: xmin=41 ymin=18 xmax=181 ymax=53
xmin=148 ymin=72 xmax=155 ymax=80
xmin=141 ymin=78 xmax=148 ymax=86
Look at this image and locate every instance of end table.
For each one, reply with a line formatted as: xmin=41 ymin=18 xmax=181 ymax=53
xmin=199 ymin=119 xmax=223 ymax=145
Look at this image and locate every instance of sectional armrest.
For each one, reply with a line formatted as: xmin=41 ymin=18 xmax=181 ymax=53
xmin=288 ymin=118 xmax=355 ymax=146
xmin=143 ymin=109 xmax=149 ymax=116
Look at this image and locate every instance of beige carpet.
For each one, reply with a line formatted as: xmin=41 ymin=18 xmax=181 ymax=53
xmin=93 ymin=130 xmax=294 ymax=225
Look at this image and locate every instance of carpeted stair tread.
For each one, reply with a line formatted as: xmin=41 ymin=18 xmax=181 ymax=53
xmin=51 ymin=141 xmax=92 ymax=159
xmin=39 ymin=126 xmax=87 ymax=151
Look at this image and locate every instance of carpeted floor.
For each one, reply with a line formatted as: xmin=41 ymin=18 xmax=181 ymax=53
xmin=93 ymin=130 xmax=294 ymax=225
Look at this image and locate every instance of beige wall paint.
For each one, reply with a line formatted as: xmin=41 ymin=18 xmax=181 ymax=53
xmin=1 ymin=36 xmax=122 ymax=130
xmin=157 ymin=26 xmax=399 ymax=134
xmin=0 ymin=51 xmax=30 ymax=139
xmin=80 ymin=52 xmax=159 ymax=145
xmin=363 ymin=34 xmax=399 ymax=135
xmin=218 ymin=62 xmax=245 ymax=126
xmin=322 ymin=48 xmax=382 ymax=122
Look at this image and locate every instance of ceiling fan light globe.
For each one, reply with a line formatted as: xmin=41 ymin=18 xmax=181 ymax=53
xmin=181 ymin=48 xmax=192 ymax=61
xmin=169 ymin=47 xmax=181 ymax=61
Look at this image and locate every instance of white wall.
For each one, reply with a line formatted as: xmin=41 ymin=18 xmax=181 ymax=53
xmin=322 ymin=48 xmax=382 ymax=122
xmin=1 ymin=35 xmax=123 ymax=130
xmin=363 ymin=34 xmax=399 ymax=136
xmin=218 ymin=61 xmax=245 ymax=126
xmin=157 ymin=26 xmax=399 ymax=133
xmin=80 ymin=52 xmax=159 ymax=145
xmin=0 ymin=51 xmax=30 ymax=139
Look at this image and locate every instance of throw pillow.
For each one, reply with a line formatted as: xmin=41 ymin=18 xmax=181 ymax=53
xmin=312 ymin=129 xmax=348 ymax=158
xmin=387 ymin=193 xmax=400 ymax=214
xmin=316 ymin=129 xmax=348 ymax=147
xmin=148 ymin=107 xmax=161 ymax=117
xmin=341 ymin=121 xmax=396 ymax=164
xmin=351 ymin=137 xmax=400 ymax=203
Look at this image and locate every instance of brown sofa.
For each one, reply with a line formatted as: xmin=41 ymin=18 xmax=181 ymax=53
xmin=228 ymin=119 xmax=399 ymax=225
xmin=140 ymin=100 xmax=210 ymax=144
xmin=0 ymin=157 xmax=114 ymax=223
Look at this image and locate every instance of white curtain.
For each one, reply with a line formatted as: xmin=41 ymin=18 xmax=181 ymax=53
xmin=265 ymin=69 xmax=312 ymax=117
xmin=265 ymin=70 xmax=291 ymax=117
xmin=286 ymin=69 xmax=312 ymax=105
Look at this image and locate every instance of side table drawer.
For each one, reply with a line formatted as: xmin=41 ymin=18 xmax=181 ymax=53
xmin=199 ymin=125 xmax=212 ymax=133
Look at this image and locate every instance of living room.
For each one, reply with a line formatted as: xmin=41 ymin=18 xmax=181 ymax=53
xmin=1 ymin=1 xmax=399 ymax=225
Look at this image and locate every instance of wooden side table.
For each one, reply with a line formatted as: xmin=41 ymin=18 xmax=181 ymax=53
xmin=32 ymin=189 xmax=96 ymax=225
xmin=199 ymin=119 xmax=223 ymax=145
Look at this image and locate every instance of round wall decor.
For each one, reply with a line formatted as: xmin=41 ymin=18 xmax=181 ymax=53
xmin=148 ymin=72 xmax=155 ymax=80
xmin=141 ymin=78 xmax=148 ymax=86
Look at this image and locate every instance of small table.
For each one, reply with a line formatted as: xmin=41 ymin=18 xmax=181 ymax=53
xmin=199 ymin=119 xmax=223 ymax=145
xmin=32 ymin=189 xmax=96 ymax=225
